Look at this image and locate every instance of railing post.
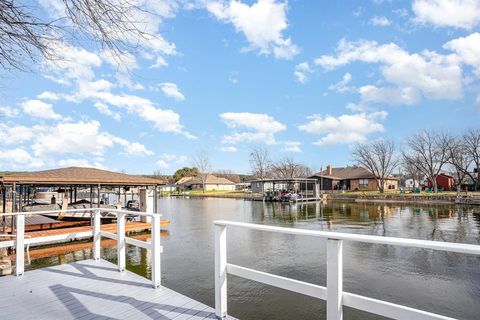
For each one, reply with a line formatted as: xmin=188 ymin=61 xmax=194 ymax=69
xmin=215 ymin=224 xmax=227 ymax=319
xmin=327 ymin=239 xmax=343 ymax=320
xmin=15 ymin=214 xmax=25 ymax=276
xmin=117 ymin=211 xmax=126 ymax=272
xmin=151 ymin=214 xmax=161 ymax=288
xmin=93 ymin=209 xmax=101 ymax=260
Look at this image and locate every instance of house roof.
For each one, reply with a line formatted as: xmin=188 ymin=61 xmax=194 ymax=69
xmin=176 ymin=174 xmax=235 ymax=185
xmin=0 ymin=167 xmax=163 ymax=186
xmin=311 ymin=166 xmax=399 ymax=180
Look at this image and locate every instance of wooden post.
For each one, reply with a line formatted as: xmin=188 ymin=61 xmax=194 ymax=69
xmin=15 ymin=214 xmax=25 ymax=276
xmin=93 ymin=209 xmax=101 ymax=260
xmin=327 ymin=239 xmax=343 ymax=320
xmin=151 ymin=214 xmax=161 ymax=288
xmin=117 ymin=212 xmax=126 ymax=272
xmin=215 ymin=224 xmax=227 ymax=318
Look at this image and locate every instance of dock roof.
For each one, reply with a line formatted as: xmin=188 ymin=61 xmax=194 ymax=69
xmin=0 ymin=167 xmax=164 ymax=186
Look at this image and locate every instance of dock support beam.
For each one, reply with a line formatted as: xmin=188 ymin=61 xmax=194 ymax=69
xmin=93 ymin=209 xmax=101 ymax=260
xmin=117 ymin=212 xmax=126 ymax=272
xmin=327 ymin=239 xmax=343 ymax=320
xmin=151 ymin=214 xmax=161 ymax=288
xmin=215 ymin=224 xmax=227 ymax=319
xmin=15 ymin=214 xmax=25 ymax=276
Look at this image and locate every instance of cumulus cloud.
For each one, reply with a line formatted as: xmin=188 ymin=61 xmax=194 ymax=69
xmin=299 ymin=111 xmax=387 ymax=146
xmin=159 ymin=82 xmax=185 ymax=101
xmin=283 ymin=141 xmax=301 ymax=152
xmin=37 ymin=91 xmax=60 ymax=101
xmin=0 ymin=148 xmax=44 ymax=168
xmin=329 ymin=73 xmax=354 ymax=93
xmin=370 ymin=16 xmax=391 ymax=26
xmin=94 ymin=102 xmax=121 ymax=121
xmin=0 ymin=106 xmax=19 ymax=118
xmin=57 ymin=158 xmax=107 ymax=169
xmin=220 ymin=112 xmax=286 ymax=144
xmin=315 ymin=38 xmax=464 ymax=104
xmin=359 ymin=85 xmax=421 ymax=105
xmin=206 ymin=0 xmax=299 ymax=59
xmin=156 ymin=153 xmax=188 ymax=168
xmin=443 ymin=32 xmax=480 ymax=76
xmin=294 ymin=62 xmax=314 ymax=83
xmin=22 ymin=99 xmax=62 ymax=120
xmin=0 ymin=120 xmax=152 ymax=166
xmin=412 ymin=0 xmax=480 ymax=29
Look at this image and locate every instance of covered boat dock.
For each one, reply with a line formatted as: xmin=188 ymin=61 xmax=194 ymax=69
xmin=0 ymin=167 xmax=165 ymax=232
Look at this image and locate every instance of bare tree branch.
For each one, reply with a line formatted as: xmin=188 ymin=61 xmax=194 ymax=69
xmin=352 ymin=140 xmax=398 ymax=193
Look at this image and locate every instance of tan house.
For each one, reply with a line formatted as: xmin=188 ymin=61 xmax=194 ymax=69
xmin=310 ymin=165 xmax=398 ymax=191
xmin=176 ymin=175 xmax=236 ymax=191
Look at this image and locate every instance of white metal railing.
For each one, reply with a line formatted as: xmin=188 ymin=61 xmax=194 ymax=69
xmin=0 ymin=208 xmax=162 ymax=288
xmin=214 ymin=220 xmax=480 ymax=320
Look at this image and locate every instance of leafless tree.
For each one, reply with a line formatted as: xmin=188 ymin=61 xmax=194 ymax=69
xmin=213 ymin=170 xmax=241 ymax=184
xmin=352 ymin=140 xmax=399 ymax=193
xmin=192 ymin=150 xmax=211 ymax=193
xmin=270 ymin=157 xmax=312 ymax=179
xmin=401 ymin=156 xmax=424 ymax=190
xmin=446 ymin=137 xmax=472 ymax=196
xmin=249 ymin=146 xmax=271 ymax=180
xmin=463 ymin=129 xmax=480 ymax=191
xmin=0 ymin=0 xmax=153 ymax=71
xmin=403 ymin=130 xmax=451 ymax=193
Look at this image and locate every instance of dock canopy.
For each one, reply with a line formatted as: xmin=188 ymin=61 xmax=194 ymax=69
xmin=0 ymin=167 xmax=164 ymax=186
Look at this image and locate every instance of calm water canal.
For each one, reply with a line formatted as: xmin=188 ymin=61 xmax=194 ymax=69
xmin=27 ymin=198 xmax=480 ymax=320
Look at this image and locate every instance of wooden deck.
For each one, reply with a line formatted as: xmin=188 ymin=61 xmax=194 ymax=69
xmin=0 ymin=259 xmax=236 ymax=320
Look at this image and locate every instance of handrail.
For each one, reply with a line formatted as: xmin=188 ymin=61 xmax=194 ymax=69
xmin=0 ymin=208 xmax=158 ymax=217
xmin=0 ymin=208 xmax=162 ymax=288
xmin=214 ymin=220 xmax=480 ymax=320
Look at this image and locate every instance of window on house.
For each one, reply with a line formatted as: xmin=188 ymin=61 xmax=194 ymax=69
xmin=359 ymin=179 xmax=369 ymax=188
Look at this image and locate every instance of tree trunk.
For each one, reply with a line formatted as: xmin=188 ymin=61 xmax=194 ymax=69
xmin=433 ymin=178 xmax=438 ymax=193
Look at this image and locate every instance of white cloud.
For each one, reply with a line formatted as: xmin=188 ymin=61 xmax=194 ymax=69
xmin=283 ymin=141 xmax=301 ymax=152
xmin=42 ymin=41 xmax=102 ymax=83
xmin=0 ymin=120 xmax=152 ymax=162
xmin=412 ymin=0 xmax=480 ymax=29
xmin=37 ymin=91 xmax=60 ymax=101
xmin=359 ymin=85 xmax=421 ymax=105
xmin=370 ymin=16 xmax=391 ymax=26
xmin=443 ymin=32 xmax=480 ymax=76
xmin=220 ymin=112 xmax=286 ymax=144
xmin=315 ymin=38 xmax=463 ymax=103
xmin=150 ymin=56 xmax=168 ymax=68
xmin=159 ymin=82 xmax=185 ymax=101
xmin=94 ymin=102 xmax=121 ymax=121
xmin=0 ymin=106 xmax=19 ymax=118
xmin=476 ymin=95 xmax=480 ymax=107
xmin=294 ymin=62 xmax=313 ymax=83
xmin=156 ymin=153 xmax=188 ymax=168
xmin=22 ymin=99 xmax=62 ymax=120
xmin=206 ymin=0 xmax=299 ymax=59
xmin=329 ymin=73 xmax=354 ymax=93
xmin=0 ymin=148 xmax=43 ymax=168
xmin=57 ymin=158 xmax=107 ymax=169
xmin=221 ymin=146 xmax=238 ymax=152
xmin=299 ymin=111 xmax=387 ymax=146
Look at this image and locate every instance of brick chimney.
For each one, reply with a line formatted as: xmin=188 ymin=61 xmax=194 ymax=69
xmin=326 ymin=165 xmax=332 ymax=175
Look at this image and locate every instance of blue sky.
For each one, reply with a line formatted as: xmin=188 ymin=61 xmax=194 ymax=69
xmin=0 ymin=0 xmax=479 ymax=174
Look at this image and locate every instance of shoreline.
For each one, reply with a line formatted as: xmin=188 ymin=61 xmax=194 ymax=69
xmin=163 ymin=192 xmax=480 ymax=206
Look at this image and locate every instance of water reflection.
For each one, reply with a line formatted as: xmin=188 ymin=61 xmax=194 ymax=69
xmin=22 ymin=199 xmax=480 ymax=320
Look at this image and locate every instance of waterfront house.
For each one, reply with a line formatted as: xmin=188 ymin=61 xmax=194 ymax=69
xmin=176 ymin=175 xmax=236 ymax=191
xmin=427 ymin=173 xmax=455 ymax=191
xmin=309 ymin=165 xmax=399 ymax=191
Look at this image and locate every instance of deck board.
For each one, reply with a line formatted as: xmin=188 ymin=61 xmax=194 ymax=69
xmin=0 ymin=259 xmax=236 ymax=320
